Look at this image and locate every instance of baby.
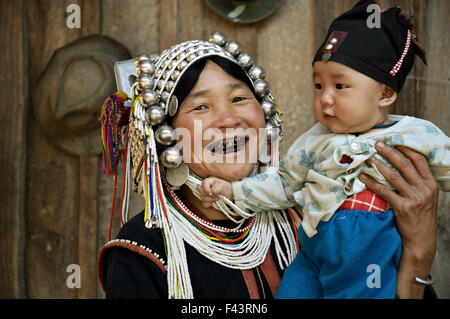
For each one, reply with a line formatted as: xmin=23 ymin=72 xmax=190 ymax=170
xmin=198 ymin=0 xmax=449 ymax=298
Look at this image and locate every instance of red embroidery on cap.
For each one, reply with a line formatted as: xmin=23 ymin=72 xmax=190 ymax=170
xmin=321 ymin=31 xmax=348 ymax=54
xmin=389 ymin=30 xmax=411 ymax=77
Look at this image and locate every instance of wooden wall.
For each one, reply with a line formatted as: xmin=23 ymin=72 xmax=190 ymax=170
xmin=1 ymin=0 xmax=448 ymax=298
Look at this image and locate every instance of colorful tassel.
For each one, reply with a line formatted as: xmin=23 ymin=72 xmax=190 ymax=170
xmin=98 ymin=91 xmax=129 ymax=176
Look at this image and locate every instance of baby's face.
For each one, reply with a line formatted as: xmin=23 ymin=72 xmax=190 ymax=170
xmin=312 ymin=61 xmax=386 ymax=134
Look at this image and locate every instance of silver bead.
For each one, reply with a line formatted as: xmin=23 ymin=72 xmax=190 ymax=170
xmin=261 ymin=100 xmax=276 ymax=119
xmin=186 ymin=47 xmax=196 ymax=54
xmin=154 ymin=69 xmax=162 ymax=78
xmin=140 ymin=90 xmax=159 ymax=106
xmin=224 ymin=41 xmax=242 ymax=57
xmin=248 ymin=65 xmax=266 ymax=80
xmin=209 ymin=31 xmax=227 ymax=46
xmin=171 ymin=70 xmax=181 ymax=81
xmin=134 ymin=54 xmax=150 ymax=67
xmin=138 ymin=59 xmax=155 ymax=76
xmin=186 ymin=53 xmax=197 ymax=62
xmin=161 ymin=91 xmax=170 ymax=102
xmin=145 ymin=106 xmax=165 ymax=125
xmin=177 ymin=60 xmax=188 ymax=71
xmin=138 ymin=74 xmax=153 ymax=90
xmin=165 ymin=80 xmax=175 ymax=92
xmin=156 ymin=80 xmax=164 ymax=90
xmin=160 ymin=147 xmax=182 ymax=168
xmin=155 ymin=125 xmax=175 ymax=146
xmin=253 ymin=79 xmax=270 ymax=98
xmin=168 ymin=61 xmax=176 ymax=70
xmin=237 ymin=53 xmax=254 ymax=69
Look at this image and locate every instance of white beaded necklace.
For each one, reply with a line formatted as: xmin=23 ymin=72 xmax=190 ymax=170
xmin=160 ymin=172 xmax=301 ymax=299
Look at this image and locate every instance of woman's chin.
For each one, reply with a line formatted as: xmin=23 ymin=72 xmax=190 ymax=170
xmin=188 ymin=161 xmax=256 ymax=182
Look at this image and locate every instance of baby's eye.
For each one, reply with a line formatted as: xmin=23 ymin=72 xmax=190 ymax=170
xmin=336 ymin=84 xmax=347 ymax=89
xmin=314 ymin=83 xmax=322 ymax=89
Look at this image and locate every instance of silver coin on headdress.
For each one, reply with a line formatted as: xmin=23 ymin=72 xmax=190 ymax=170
xmin=168 ymin=95 xmax=179 ymax=117
xmin=165 ymin=162 xmax=190 ymax=187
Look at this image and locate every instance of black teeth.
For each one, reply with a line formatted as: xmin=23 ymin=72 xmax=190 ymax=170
xmin=208 ymin=137 xmax=246 ymax=154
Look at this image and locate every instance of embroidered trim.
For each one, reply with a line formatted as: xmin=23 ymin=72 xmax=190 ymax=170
xmin=389 ymin=30 xmax=411 ymax=77
xmin=97 ymin=239 xmax=167 ymax=292
xmin=339 ymin=189 xmax=388 ymax=212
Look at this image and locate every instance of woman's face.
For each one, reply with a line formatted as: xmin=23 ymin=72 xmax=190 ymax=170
xmin=172 ymin=60 xmax=265 ymax=181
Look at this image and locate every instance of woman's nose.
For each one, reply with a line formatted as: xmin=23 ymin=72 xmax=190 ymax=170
xmin=211 ymin=103 xmax=243 ymax=128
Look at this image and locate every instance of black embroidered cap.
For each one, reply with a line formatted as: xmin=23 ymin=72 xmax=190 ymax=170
xmin=313 ymin=0 xmax=426 ymax=92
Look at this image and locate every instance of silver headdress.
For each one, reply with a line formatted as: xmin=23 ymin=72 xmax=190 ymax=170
xmin=125 ymin=31 xmax=283 ymax=226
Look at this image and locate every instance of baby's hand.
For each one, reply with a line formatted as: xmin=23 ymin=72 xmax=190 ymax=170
xmin=198 ymin=177 xmax=233 ymax=208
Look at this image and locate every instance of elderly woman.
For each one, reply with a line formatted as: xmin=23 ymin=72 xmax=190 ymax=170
xmin=97 ymin=33 xmax=438 ymax=299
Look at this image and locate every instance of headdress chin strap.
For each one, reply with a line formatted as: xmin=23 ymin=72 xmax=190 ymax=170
xmin=99 ymin=32 xmax=300 ymax=299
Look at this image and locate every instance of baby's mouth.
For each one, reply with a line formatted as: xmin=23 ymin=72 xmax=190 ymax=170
xmin=206 ymin=136 xmax=247 ymax=155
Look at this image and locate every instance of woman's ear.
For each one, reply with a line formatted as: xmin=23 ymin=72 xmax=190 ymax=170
xmin=379 ymin=85 xmax=397 ymax=107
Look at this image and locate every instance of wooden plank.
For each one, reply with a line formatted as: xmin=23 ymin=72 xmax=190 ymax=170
xmin=25 ymin=0 xmax=101 ymax=298
xmin=202 ymin=0 xmax=237 ymax=42
xmin=0 ymin=0 xmax=27 ymax=298
xmin=101 ymin=0 xmax=160 ymax=55
xmin=421 ymin=0 xmax=450 ymax=298
xmin=78 ymin=156 xmax=99 ymax=298
xmin=159 ymin=0 xmax=178 ymax=50
xmin=257 ymin=0 xmax=316 ymax=156
xmin=177 ymin=0 xmax=204 ymax=42
xmin=25 ymin=0 xmax=79 ymax=292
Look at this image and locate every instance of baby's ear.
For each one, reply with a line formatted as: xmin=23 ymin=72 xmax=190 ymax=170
xmin=380 ymin=85 xmax=397 ymax=107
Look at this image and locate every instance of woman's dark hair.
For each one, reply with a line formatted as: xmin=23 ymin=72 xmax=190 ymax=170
xmin=172 ymin=55 xmax=259 ymax=108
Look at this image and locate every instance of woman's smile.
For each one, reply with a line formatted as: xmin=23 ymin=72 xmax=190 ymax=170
xmin=206 ymin=135 xmax=248 ymax=155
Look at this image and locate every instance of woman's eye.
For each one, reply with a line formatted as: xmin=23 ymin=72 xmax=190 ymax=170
xmin=336 ymin=84 xmax=347 ymax=89
xmin=193 ymin=104 xmax=208 ymax=111
xmin=314 ymin=83 xmax=322 ymax=89
xmin=232 ymin=96 xmax=246 ymax=103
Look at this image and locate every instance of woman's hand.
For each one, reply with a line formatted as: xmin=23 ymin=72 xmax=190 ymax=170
xmin=359 ymin=141 xmax=438 ymax=298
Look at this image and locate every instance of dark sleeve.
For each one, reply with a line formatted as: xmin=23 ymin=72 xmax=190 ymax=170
xmin=105 ymin=247 xmax=168 ymax=299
